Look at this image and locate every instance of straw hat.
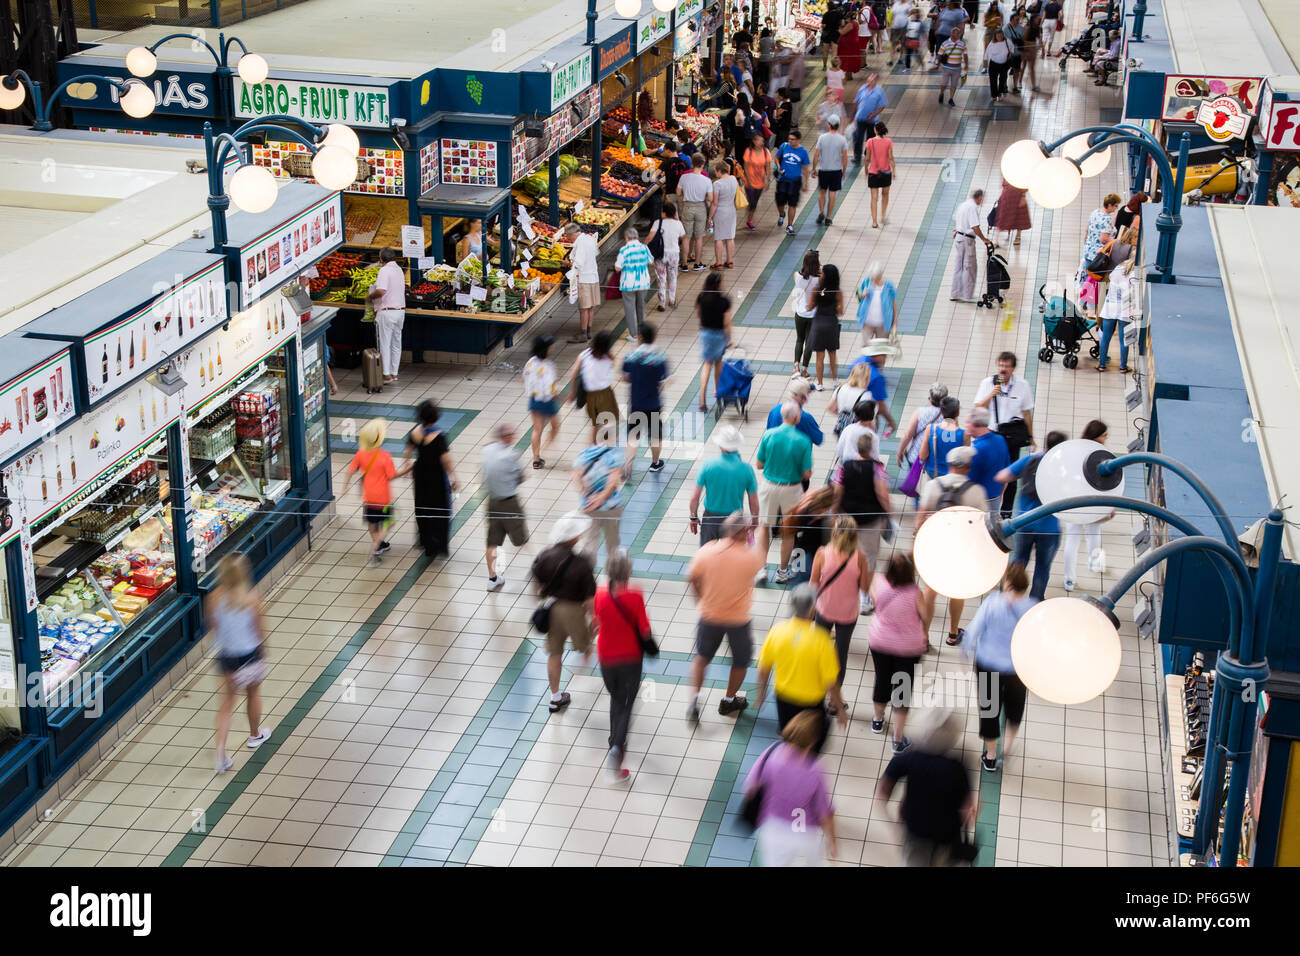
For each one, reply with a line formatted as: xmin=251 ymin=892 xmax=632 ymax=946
xmin=861 ymin=338 xmax=902 ymax=359
xmin=358 ymin=418 xmax=387 ymax=450
xmin=713 ymin=425 xmax=744 ymax=452
xmin=550 ymin=512 xmax=593 ymax=545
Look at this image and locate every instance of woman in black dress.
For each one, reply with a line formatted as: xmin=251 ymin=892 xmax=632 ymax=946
xmin=403 ymin=400 xmax=459 ymax=558
xmin=805 ymin=262 xmax=844 ymax=391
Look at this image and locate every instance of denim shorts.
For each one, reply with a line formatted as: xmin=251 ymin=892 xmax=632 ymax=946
xmin=528 ymin=397 xmax=559 ymax=417
xmin=700 ymin=327 xmax=728 ymax=362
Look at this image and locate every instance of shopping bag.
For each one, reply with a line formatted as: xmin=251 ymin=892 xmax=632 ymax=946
xmin=897 ymin=455 xmax=924 ymax=499
xmin=566 ymin=268 xmax=579 ymax=304
xmin=999 ymin=300 xmax=1016 ymax=331
xmin=734 ymin=186 xmax=749 ymax=210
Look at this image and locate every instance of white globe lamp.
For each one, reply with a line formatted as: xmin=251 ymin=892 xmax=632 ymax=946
xmin=119 ymin=80 xmax=156 ymax=118
xmin=126 ymin=46 xmax=158 ymax=78
xmin=1035 ymin=439 xmax=1124 ymax=524
xmin=1001 ymin=138 xmax=1046 ymax=188
xmin=311 ymin=145 xmax=357 ymax=190
xmin=1011 ymin=597 xmax=1123 ymax=704
xmin=914 ymin=506 xmax=1008 ymax=599
xmin=654 ymin=0 xmax=676 ymax=10
xmin=0 ymin=75 xmax=26 ymax=111
xmin=237 ymin=52 xmax=269 ymax=85
xmin=1028 ymin=156 xmax=1082 ymax=209
xmin=614 ymin=0 xmax=641 ymax=16
xmin=321 ymin=123 xmax=360 ymax=158
xmin=1062 ymin=133 xmax=1112 ymax=178
xmin=228 ymin=163 xmax=278 ymax=213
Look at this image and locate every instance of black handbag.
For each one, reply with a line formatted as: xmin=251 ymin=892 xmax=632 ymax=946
xmin=740 ymin=743 xmax=781 ymax=830
xmin=951 ymin=830 xmax=979 ymax=863
xmin=572 ymin=360 xmax=588 ymax=408
xmin=646 ymin=222 xmax=665 ymax=260
xmin=531 ymin=552 xmax=576 ymax=633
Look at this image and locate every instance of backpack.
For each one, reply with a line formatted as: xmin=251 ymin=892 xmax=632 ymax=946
xmin=741 ymin=109 xmax=764 ymax=142
xmin=1018 ymin=455 xmax=1042 ymax=502
xmin=934 ymin=477 xmax=975 ymax=511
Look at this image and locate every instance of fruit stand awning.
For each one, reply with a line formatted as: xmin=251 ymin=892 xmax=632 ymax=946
xmin=417 ymin=184 xmax=514 ymax=217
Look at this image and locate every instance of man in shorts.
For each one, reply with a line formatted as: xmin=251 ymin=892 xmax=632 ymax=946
xmin=622 ymin=322 xmax=670 ymax=471
xmin=530 ymin=512 xmax=598 ymax=713
xmin=773 ymin=128 xmax=811 ymax=236
xmin=565 ymin=223 xmax=600 ymax=343
xmin=678 ymin=164 xmax=712 ymax=271
xmin=937 ymin=25 xmax=968 ymax=107
xmin=481 ymin=423 xmax=529 ymax=592
xmin=686 ymin=513 xmax=767 ymax=722
xmin=755 ymin=402 xmax=813 ymax=584
xmin=812 ymin=115 xmax=849 ymax=226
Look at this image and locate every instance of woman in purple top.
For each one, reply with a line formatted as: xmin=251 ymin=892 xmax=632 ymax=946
xmin=743 ymin=710 xmax=839 ymax=865
xmin=868 ymin=553 xmax=935 ymax=754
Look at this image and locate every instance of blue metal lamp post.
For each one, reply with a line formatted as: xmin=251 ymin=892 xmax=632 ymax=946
xmin=1131 ymin=0 xmax=1148 ymax=42
xmin=1002 ymin=123 xmax=1190 ymax=283
xmin=125 ymin=32 xmax=267 ymax=124
xmin=0 ymin=70 xmax=156 ymax=131
xmin=926 ymin=443 xmax=1279 ymax=867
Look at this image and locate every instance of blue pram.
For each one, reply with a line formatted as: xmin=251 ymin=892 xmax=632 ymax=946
xmin=1037 ymin=283 xmax=1099 ymax=369
xmin=715 ymin=347 xmax=754 ymax=420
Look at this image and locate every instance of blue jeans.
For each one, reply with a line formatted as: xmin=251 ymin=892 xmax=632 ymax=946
xmin=852 ymin=119 xmax=875 ymax=164
xmin=1098 ymin=319 xmax=1129 ymax=369
xmin=1011 ymin=529 xmax=1060 ymax=601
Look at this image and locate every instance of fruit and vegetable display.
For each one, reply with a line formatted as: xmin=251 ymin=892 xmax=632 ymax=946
xmin=605 ymin=146 xmax=658 ymax=172
xmin=601 ymin=174 xmax=645 ymax=199
xmin=344 ymin=265 xmax=379 ymax=299
xmin=316 ymin=251 xmax=363 ymax=282
xmin=517 ymin=154 xmax=581 ymax=197
xmin=454 ymin=254 xmax=510 ymax=289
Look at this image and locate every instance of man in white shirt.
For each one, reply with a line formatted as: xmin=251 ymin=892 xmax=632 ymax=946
xmin=565 ymin=224 xmax=600 ymax=343
xmin=365 ymin=246 xmax=407 ymax=382
xmin=949 ymin=188 xmax=989 ymax=301
xmin=678 ymin=165 xmax=713 ymax=272
xmin=974 ymin=350 xmax=1036 ymax=518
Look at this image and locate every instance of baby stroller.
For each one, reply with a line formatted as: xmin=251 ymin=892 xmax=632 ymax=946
xmin=1036 ymin=283 xmax=1099 ymax=369
xmin=978 ymin=244 xmax=1011 ymax=308
xmin=1059 ymin=14 xmax=1120 ymax=70
xmin=715 ymin=346 xmax=754 ymax=420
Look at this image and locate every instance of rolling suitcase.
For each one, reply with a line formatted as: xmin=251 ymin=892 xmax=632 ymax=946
xmin=362 ymin=348 xmax=384 ymax=393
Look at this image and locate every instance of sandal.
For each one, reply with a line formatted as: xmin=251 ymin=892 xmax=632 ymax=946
xmin=533 ymin=458 xmax=544 ymax=469
xmin=725 ymin=261 xmax=734 ymax=268
xmin=1119 ymin=366 xmax=1130 ymax=373
xmin=548 ymin=692 xmax=571 ymax=713
xmin=709 ymin=263 xmax=724 ymax=270
xmin=946 ymin=629 xmax=964 ymax=647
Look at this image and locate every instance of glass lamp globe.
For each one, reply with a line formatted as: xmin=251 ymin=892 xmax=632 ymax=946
xmin=1011 ymin=597 xmax=1122 ymax=704
xmin=119 ymin=81 xmax=156 ymax=118
xmin=1028 ymin=156 xmax=1082 ymax=209
xmin=1061 ymin=133 xmax=1111 ymax=178
xmin=1035 ymin=438 xmax=1124 ymax=524
xmin=311 ymin=145 xmax=357 ymax=190
xmin=0 ymin=75 xmax=26 ymax=111
xmin=322 ymin=123 xmax=360 ymax=157
xmin=228 ymin=163 xmax=278 ymax=213
xmin=126 ymin=46 xmax=158 ymax=78
xmin=237 ymin=52 xmax=269 ymax=85
xmin=914 ymin=506 xmax=1008 ymax=599
xmin=615 ymin=0 xmax=641 ymax=16
xmin=654 ymin=0 xmax=676 ymax=9
xmin=1001 ymin=138 xmax=1046 ymax=188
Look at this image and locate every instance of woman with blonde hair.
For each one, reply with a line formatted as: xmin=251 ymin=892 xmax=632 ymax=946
xmin=827 ymin=362 xmax=870 ymax=436
xmin=854 ymin=259 xmax=898 ymax=343
xmin=209 ymin=553 xmax=269 ymax=772
xmin=811 ymin=515 xmax=873 ymax=701
xmin=343 ymin=417 xmax=411 ymax=565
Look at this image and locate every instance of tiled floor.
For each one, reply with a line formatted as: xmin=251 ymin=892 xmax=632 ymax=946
xmin=2 ymin=24 xmax=1170 ymax=867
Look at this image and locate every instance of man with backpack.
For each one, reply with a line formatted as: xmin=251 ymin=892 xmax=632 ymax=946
xmin=996 ymin=431 xmax=1067 ymax=601
xmin=916 ymin=446 xmax=986 ymax=646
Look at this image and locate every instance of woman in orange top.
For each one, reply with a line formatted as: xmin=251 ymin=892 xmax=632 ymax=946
xmin=342 ymin=418 xmax=412 ymax=566
xmin=741 ymin=133 xmax=772 ymax=232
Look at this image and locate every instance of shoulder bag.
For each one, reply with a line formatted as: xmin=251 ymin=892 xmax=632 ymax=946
xmin=608 ymin=590 xmax=659 ymax=656
xmin=740 ymin=743 xmax=781 ymax=830
xmin=1086 ymin=239 xmax=1116 ymax=280
xmin=531 ymin=552 xmax=577 ymax=633
xmin=646 ymin=221 xmax=665 ymax=260
xmin=734 ymin=178 xmax=749 ymax=209
xmin=572 ymin=352 xmax=589 ymax=408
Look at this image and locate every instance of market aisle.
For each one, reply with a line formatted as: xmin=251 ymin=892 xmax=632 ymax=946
xmin=1 ymin=17 xmax=1166 ymax=867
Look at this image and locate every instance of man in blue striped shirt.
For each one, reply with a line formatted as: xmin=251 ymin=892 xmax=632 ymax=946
xmin=615 ymin=228 xmax=653 ymax=341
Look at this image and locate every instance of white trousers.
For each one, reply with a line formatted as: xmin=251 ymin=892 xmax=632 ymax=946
xmin=1062 ymin=520 xmax=1102 ymax=580
xmin=951 ymin=236 xmax=978 ymax=300
xmin=375 ymin=309 xmax=405 ymax=377
xmin=756 ymin=819 xmax=827 ymax=866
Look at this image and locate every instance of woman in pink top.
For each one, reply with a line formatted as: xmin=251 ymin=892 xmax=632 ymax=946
xmin=811 ymin=516 xmax=872 ymax=706
xmin=868 ymin=553 xmax=935 ymax=753
xmin=865 ymin=122 xmax=896 ymax=229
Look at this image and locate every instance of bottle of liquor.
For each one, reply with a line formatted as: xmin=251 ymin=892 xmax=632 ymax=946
xmin=55 ymin=445 xmax=62 ymax=494
xmin=199 ymin=356 xmax=206 ymax=386
xmin=116 ymin=338 xmax=122 ymax=376
xmin=217 ymin=344 xmax=223 ymax=377
xmin=208 ymin=349 xmax=215 ymax=382
xmin=129 ymin=330 xmax=135 ymax=370
xmin=101 ymin=344 xmax=109 ymax=384
xmin=151 ymin=392 xmax=157 ymax=425
xmin=141 ymin=329 xmax=147 ymax=364
xmin=266 ymin=309 xmax=272 ymax=336
xmin=138 ymin=388 xmax=145 ymax=431
xmin=69 ymin=436 xmax=76 ymax=482
xmin=39 ymin=453 xmax=47 ymax=501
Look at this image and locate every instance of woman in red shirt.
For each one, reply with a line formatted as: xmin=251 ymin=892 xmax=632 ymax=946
xmin=594 ymin=550 xmax=652 ymax=782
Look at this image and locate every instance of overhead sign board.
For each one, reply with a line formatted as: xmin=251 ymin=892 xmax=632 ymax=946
xmin=598 ymin=26 xmax=636 ymax=79
xmin=233 ymin=77 xmax=392 ymax=128
xmin=549 ymin=50 xmax=593 ymax=113
xmin=1196 ymin=96 xmax=1249 ymax=142
xmin=1162 ymin=75 xmax=1261 ymax=123
xmin=638 ymin=9 xmax=672 ymax=49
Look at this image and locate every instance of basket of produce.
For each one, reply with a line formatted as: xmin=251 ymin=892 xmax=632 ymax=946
xmin=600 ymin=174 xmax=645 ymax=202
xmin=344 ymin=264 xmax=379 ymax=303
xmin=316 ymin=252 xmax=363 ymax=287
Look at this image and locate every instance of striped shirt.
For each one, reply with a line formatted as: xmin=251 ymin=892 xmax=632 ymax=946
xmin=938 ymin=38 xmax=967 ymax=69
xmin=615 ymin=241 xmax=653 ymax=292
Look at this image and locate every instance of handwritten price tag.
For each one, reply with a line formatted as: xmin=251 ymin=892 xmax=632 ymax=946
xmin=470 ymin=285 xmax=488 ymax=302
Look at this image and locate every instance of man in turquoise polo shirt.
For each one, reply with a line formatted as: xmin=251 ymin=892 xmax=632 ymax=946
xmin=755 ymin=402 xmax=814 ymax=584
xmin=689 ymin=424 xmax=759 ymax=545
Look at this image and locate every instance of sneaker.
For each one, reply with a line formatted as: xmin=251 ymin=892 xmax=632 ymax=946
xmin=982 ymin=755 xmax=999 ymax=772
xmin=774 ymin=567 xmax=795 ymax=584
xmin=860 ymin=594 xmax=875 ymax=616
xmin=754 ymin=568 xmax=769 ymax=585
xmin=567 ymin=332 xmax=588 ymax=343
xmin=809 ymin=382 xmax=824 ymax=392
xmin=899 ymin=68 xmax=911 ymax=74
xmin=1064 ymin=577 xmax=1075 ymax=592
xmin=816 ymin=213 xmax=825 ymax=225
xmin=718 ymin=696 xmax=749 ymax=716
xmin=626 ymin=331 xmax=637 ymax=342
xmin=946 ymin=628 xmax=965 ymax=647
xmin=215 ymin=753 xmax=233 ymax=773
xmin=648 ymin=459 xmax=665 ymax=472
xmin=680 ymin=263 xmax=690 ymax=273
xmin=948 ymin=98 xmax=955 ymax=107
xmin=486 ymin=574 xmax=505 ymax=591
xmin=777 ymin=215 xmax=785 ymax=227
xmin=892 ymin=736 xmax=911 ymax=753
xmin=375 ymin=541 xmax=392 ymax=556
xmin=1089 ymin=548 xmax=1107 ymax=574
xmin=824 ymin=218 xmax=833 ymax=226
xmin=366 ymin=554 xmax=382 ymax=568
xmin=247 ymin=728 xmax=271 ymax=749
xmin=548 ymin=692 xmax=572 ymax=714
xmin=607 ymin=746 xmax=623 ymax=778
xmin=693 ymin=263 xmax=707 ymax=272
xmin=786 ymin=225 xmax=796 ymax=236
xmin=870 ymin=718 xmax=884 ymax=734
xmin=937 ymin=91 xmax=944 ymax=103
xmin=687 ymin=697 xmax=701 ymax=725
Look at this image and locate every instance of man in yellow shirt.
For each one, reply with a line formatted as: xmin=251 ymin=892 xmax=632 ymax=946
xmin=755 ymin=584 xmax=847 ymax=754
